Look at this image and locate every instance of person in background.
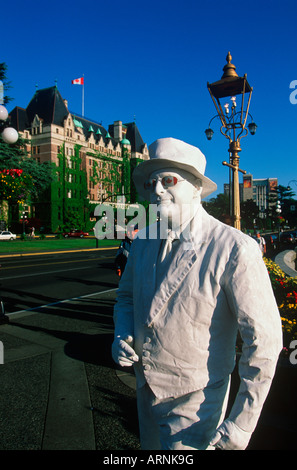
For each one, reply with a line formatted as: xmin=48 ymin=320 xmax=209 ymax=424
xmin=256 ymin=232 xmax=266 ymax=255
xmin=115 ymin=226 xmax=138 ymax=278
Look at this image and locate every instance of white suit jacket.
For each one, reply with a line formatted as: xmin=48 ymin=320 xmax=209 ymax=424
xmin=113 ymin=206 xmax=283 ymax=434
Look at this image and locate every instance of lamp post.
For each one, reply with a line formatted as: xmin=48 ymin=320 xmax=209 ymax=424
xmin=0 ymin=82 xmax=19 ymax=324
xmin=21 ymin=211 xmax=27 ymax=236
xmin=205 ymin=52 xmax=257 ymax=230
xmin=276 ymin=200 xmax=282 ymax=247
xmin=0 ymin=81 xmax=18 ymax=144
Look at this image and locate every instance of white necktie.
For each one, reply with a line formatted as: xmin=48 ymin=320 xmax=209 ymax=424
xmin=160 ymin=231 xmax=177 ymax=263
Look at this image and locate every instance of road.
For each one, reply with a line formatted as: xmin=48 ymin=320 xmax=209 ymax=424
xmin=0 ymin=248 xmax=142 ymax=452
xmin=0 ymin=248 xmax=119 ymax=314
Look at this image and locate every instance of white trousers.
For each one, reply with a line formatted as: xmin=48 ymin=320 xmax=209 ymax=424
xmin=136 ymin=376 xmax=231 ymax=450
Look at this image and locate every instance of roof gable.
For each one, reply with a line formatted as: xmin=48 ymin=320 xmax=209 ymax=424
xmin=124 ymin=122 xmax=145 ymax=153
xmin=9 ymin=106 xmax=28 ymax=132
xmin=26 ymin=86 xmax=68 ymax=126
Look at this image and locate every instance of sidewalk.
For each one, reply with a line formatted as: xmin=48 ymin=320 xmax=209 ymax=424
xmin=0 ymin=289 xmax=139 ymax=451
xmin=0 ymin=287 xmax=297 ymax=450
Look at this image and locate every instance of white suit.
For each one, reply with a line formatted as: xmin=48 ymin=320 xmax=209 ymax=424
xmin=113 ymin=205 xmax=283 ymax=450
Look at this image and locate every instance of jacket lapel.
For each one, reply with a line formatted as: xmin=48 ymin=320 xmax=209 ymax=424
xmin=145 ymin=205 xmax=211 ymax=326
xmin=138 ymin=235 xmax=161 ymax=318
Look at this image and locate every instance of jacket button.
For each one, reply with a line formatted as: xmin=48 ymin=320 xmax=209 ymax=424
xmin=143 ymin=350 xmax=150 ymax=357
xmin=144 ymin=364 xmax=151 ymax=371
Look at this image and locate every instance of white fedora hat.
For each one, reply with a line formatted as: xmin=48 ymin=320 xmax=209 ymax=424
xmin=133 ymin=137 xmax=217 ymax=199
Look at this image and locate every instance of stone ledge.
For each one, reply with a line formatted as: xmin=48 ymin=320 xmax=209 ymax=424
xmin=275 ymin=248 xmax=297 ymax=278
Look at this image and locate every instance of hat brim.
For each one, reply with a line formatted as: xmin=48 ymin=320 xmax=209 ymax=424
xmin=133 ymin=158 xmax=217 ymax=200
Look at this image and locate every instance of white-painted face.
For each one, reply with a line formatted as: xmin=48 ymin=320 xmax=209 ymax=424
xmin=146 ymin=167 xmax=202 ymax=229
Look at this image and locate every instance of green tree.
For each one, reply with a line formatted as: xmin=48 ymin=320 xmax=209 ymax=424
xmin=0 ymin=62 xmax=12 ymax=105
xmin=0 ymin=134 xmax=54 ymax=203
xmin=240 ymin=199 xmax=259 ymax=230
xmin=0 ymin=63 xmax=53 ymax=229
xmin=203 ymin=193 xmax=229 ymax=221
xmin=266 ymin=185 xmax=297 ymax=229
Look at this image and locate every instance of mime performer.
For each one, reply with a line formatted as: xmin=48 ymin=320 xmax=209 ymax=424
xmin=112 ymin=137 xmax=282 ymax=450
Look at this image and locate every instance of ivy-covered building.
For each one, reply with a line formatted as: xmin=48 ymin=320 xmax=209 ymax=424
xmin=9 ymin=86 xmax=149 ymax=232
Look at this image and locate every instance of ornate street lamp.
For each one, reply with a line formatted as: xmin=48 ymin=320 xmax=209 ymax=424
xmin=205 ymin=52 xmax=257 ymax=230
xmin=21 ymin=211 xmax=27 ymax=235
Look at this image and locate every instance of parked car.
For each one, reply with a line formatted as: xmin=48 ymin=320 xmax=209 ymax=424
xmin=0 ymin=231 xmax=16 ymax=241
xmin=280 ymin=232 xmax=295 ymax=245
xmin=62 ymin=229 xmax=89 ymax=238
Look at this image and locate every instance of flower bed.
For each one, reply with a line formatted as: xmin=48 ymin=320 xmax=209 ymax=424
xmin=264 ymin=257 xmax=297 ymax=355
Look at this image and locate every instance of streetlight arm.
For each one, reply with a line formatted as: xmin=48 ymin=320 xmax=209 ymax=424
xmin=236 ymin=126 xmax=249 ymax=143
xmin=208 ymin=111 xmax=256 ymax=143
xmin=220 ymin=125 xmax=232 ymax=142
xmin=222 ymin=161 xmax=246 ymax=174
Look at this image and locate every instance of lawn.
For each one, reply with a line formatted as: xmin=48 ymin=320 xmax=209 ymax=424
xmin=0 ymin=236 xmax=119 ymax=255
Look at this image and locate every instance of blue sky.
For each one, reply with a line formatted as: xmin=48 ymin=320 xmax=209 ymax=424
xmin=2 ymin=0 xmax=297 ymax=199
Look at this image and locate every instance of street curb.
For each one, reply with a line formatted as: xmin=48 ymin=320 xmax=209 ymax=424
xmin=42 ymin=350 xmax=96 ymax=450
xmin=0 ymin=246 xmax=118 ymax=259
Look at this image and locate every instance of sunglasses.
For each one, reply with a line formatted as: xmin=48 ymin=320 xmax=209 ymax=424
xmin=144 ymin=176 xmax=185 ymax=190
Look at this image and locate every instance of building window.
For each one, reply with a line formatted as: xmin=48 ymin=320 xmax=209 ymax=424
xmin=32 ymin=146 xmax=40 ymax=154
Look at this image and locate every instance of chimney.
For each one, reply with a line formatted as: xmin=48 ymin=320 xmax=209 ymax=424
xmin=113 ymin=120 xmax=122 ymax=141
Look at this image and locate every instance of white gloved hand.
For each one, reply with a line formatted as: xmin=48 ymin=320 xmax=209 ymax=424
xmin=209 ymin=419 xmax=252 ymax=450
xmin=112 ymin=335 xmax=139 ymax=367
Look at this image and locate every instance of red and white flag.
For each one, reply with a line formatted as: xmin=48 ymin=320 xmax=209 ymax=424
xmin=72 ymin=77 xmax=84 ymax=85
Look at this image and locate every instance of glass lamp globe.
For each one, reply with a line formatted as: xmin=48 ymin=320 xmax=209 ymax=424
xmin=0 ymin=105 xmax=8 ymax=122
xmin=248 ymin=121 xmax=257 ymax=135
xmin=205 ymin=128 xmax=214 ymax=141
xmin=2 ymin=127 xmax=18 ymax=144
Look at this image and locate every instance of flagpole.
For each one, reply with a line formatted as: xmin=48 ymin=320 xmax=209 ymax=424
xmin=82 ymin=74 xmax=84 ymax=117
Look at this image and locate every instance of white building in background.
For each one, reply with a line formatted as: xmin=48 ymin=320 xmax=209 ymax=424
xmin=242 ymin=174 xmax=278 ymax=217
xmin=224 ymin=174 xmax=278 ymax=218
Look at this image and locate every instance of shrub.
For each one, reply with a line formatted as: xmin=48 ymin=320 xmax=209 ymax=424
xmin=264 ymin=257 xmax=297 ymax=354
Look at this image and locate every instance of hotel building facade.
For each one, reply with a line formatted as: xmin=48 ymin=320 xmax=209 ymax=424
xmin=9 ymin=86 xmax=149 ymax=232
